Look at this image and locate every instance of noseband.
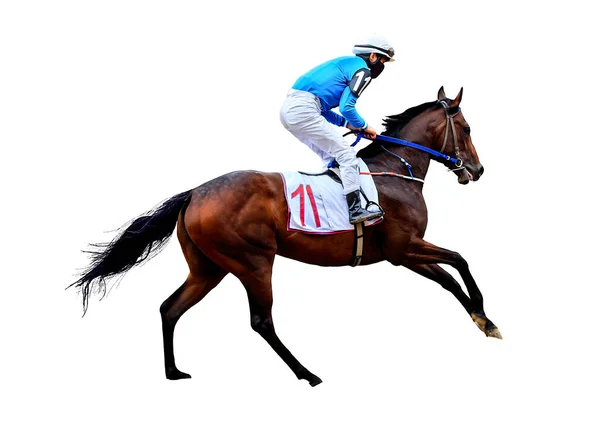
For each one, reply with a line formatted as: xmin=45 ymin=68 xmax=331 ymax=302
xmin=439 ymin=100 xmax=464 ymax=171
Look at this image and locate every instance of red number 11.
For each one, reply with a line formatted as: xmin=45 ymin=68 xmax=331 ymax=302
xmin=291 ymin=184 xmax=321 ymax=227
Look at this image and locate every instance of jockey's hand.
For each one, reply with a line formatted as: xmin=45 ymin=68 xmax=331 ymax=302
xmin=363 ymin=125 xmax=377 ymax=140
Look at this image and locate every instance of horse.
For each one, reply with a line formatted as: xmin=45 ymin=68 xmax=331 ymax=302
xmin=70 ymin=87 xmax=501 ymax=387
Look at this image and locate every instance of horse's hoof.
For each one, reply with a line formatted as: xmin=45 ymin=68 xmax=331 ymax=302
xmin=486 ymin=327 xmax=503 ymax=339
xmin=166 ymin=368 xmax=192 ymax=380
xmin=308 ymin=376 xmax=323 ymax=387
xmin=297 ymin=369 xmax=322 ymax=386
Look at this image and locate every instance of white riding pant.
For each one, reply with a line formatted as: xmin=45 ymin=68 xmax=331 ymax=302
xmin=280 ymin=89 xmax=360 ymax=194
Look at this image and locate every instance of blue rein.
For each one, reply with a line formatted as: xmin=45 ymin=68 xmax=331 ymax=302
xmin=349 ymin=133 xmax=415 ymax=177
xmin=352 ymin=131 xmax=461 ymax=165
xmin=328 ymin=131 xmax=462 ymax=176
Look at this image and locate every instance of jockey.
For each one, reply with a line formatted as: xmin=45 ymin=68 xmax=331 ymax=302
xmin=280 ymin=34 xmax=395 ymax=224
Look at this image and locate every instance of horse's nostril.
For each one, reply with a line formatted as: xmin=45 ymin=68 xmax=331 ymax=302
xmin=478 ymin=166 xmax=485 ymax=177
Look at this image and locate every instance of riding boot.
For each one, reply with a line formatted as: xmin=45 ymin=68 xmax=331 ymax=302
xmin=345 ymin=190 xmax=383 ymax=224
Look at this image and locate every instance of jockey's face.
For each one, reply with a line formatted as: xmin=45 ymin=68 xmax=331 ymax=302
xmin=368 ymin=53 xmax=388 ymax=79
xmin=369 ymin=52 xmax=390 ymax=64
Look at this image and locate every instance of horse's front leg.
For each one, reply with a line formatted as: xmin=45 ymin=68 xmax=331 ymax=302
xmin=403 ymin=262 xmax=473 ymax=314
xmin=401 ymin=237 xmax=502 ymax=339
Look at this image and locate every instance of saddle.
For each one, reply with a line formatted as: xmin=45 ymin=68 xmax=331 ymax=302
xmin=280 ymin=159 xmax=383 ymax=265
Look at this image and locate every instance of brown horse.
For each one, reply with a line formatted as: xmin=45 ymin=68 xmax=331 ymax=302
xmin=71 ymin=87 xmax=501 ymax=387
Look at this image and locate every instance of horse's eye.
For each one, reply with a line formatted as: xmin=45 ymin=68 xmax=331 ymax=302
xmin=464 ymin=126 xmax=471 ymax=135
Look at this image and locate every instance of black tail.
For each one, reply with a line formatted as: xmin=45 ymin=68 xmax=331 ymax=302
xmin=70 ymin=190 xmax=193 ymax=314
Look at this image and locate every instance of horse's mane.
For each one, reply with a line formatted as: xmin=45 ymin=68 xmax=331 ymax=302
xmin=357 ymin=100 xmax=440 ymax=159
xmin=381 ymin=100 xmax=440 ymax=134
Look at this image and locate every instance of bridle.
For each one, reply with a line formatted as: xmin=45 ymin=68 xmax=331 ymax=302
xmin=438 ymin=100 xmax=465 ymax=172
xmin=342 ymin=101 xmax=467 ymax=182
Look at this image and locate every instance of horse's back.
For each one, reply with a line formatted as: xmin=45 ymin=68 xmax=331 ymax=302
xmin=181 ymin=170 xmax=362 ymax=267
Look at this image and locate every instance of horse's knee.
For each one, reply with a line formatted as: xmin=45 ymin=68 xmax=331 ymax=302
xmin=159 ymin=300 xmax=169 ymax=317
xmin=250 ymin=314 xmax=273 ymax=335
xmin=160 ymin=301 xmax=180 ymax=325
xmin=454 ymin=253 xmax=469 ymax=271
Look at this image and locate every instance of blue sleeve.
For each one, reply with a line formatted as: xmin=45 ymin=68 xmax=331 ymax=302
xmin=339 ymin=87 xmax=367 ymax=129
xmin=322 ymin=110 xmax=346 ymax=127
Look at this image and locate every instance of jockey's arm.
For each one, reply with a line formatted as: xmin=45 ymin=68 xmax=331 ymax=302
xmin=339 ymin=87 xmax=377 ymax=139
xmin=321 ymin=109 xmax=346 ymax=127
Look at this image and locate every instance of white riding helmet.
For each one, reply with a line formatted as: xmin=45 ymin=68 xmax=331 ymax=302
xmin=352 ymin=34 xmax=395 ymax=62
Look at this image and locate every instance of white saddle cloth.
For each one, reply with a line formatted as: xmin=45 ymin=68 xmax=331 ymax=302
xmin=280 ymin=159 xmax=382 ymax=234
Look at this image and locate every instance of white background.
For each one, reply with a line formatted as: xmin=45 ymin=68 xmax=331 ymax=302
xmin=1 ymin=1 xmax=599 ymax=421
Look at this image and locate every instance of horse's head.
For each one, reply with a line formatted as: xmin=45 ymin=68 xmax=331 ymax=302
xmin=372 ymin=89 xmax=484 ymax=185
xmin=435 ymin=87 xmax=483 ymax=184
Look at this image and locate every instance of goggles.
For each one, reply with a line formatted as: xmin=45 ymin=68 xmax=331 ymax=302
xmin=354 ymin=44 xmax=395 ymax=59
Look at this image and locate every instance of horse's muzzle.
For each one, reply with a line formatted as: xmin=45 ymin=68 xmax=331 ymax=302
xmin=472 ymin=164 xmax=484 ymax=181
xmin=457 ymin=164 xmax=484 ymax=184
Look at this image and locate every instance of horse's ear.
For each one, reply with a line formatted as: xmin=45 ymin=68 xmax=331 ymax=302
xmin=437 ymin=86 xmax=446 ymax=100
xmin=449 ymin=87 xmax=463 ymax=108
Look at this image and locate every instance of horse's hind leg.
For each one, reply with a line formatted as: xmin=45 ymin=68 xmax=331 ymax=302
xmin=241 ymin=268 xmax=322 ymax=387
xmin=212 ymin=246 xmax=322 ymax=386
xmin=160 ymin=247 xmax=228 ymax=380
xmin=242 ymin=269 xmax=323 ymax=387
xmin=402 ymin=237 xmax=502 ymax=339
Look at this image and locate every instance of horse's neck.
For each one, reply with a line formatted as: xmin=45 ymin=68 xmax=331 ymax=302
xmin=364 ymin=128 xmax=434 ymax=184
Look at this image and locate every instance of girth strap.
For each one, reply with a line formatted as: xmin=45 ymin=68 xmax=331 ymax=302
xmin=323 ymin=168 xmax=368 ymax=266
xmin=351 ymin=222 xmax=364 ymax=267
